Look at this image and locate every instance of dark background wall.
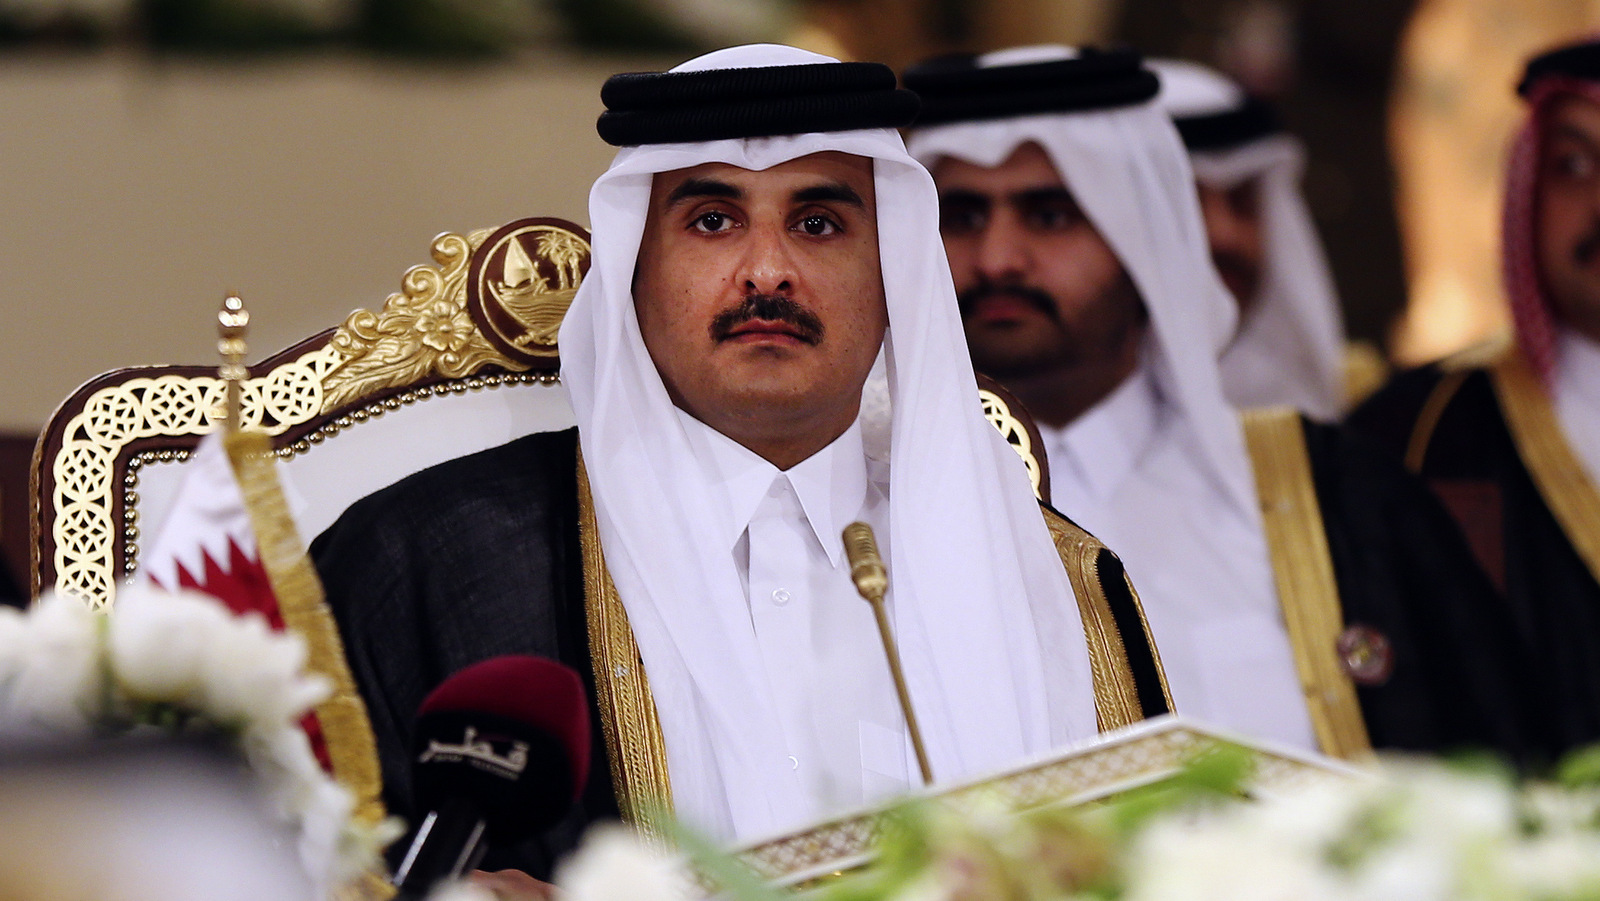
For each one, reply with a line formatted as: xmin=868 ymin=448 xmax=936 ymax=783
xmin=1117 ymin=0 xmax=1420 ymax=349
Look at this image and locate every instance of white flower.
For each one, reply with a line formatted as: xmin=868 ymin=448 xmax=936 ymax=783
xmin=1250 ymin=777 xmax=1376 ymax=849
xmin=106 ymin=583 xmax=235 ymax=707
xmin=196 ymin=607 xmax=329 ymax=728
xmin=1380 ymin=761 xmax=1518 ymax=847
xmin=1345 ymin=843 xmax=1456 ymax=901
xmin=0 ymin=592 xmax=105 ymax=739
xmin=1489 ymin=832 xmax=1600 ymax=898
xmin=555 ymin=823 xmax=697 ymax=901
xmin=0 ymin=586 xmax=389 ymax=895
xmin=1520 ymin=783 xmax=1600 ymax=834
xmin=424 ymin=880 xmax=500 ymax=901
xmin=1124 ymin=810 xmax=1345 ymax=901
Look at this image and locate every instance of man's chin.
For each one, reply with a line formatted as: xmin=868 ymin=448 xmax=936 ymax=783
xmin=965 ymin=336 xmax=1072 ymax=381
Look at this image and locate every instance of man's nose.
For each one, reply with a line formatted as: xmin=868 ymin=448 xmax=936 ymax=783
xmin=740 ymin=224 xmax=796 ymax=295
xmin=975 ymin=213 xmax=1029 ymax=282
xmin=1200 ymin=193 xmax=1245 ymax=251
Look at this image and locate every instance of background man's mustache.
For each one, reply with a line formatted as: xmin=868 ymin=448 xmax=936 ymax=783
xmin=958 ymin=283 xmax=1059 ymax=321
xmin=710 ymin=293 xmax=825 ymax=344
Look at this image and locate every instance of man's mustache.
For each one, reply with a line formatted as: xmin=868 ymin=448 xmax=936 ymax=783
xmin=710 ymin=293 xmax=825 ymax=344
xmin=1576 ymin=220 xmax=1600 ymax=267
xmin=957 ymin=282 xmax=1059 ymax=321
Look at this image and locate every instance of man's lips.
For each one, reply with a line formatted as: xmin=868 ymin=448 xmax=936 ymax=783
xmin=722 ymin=318 xmax=814 ymax=344
xmin=967 ymin=293 xmax=1050 ymax=325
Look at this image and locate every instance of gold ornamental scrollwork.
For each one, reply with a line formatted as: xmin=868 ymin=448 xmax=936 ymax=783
xmin=323 ymin=230 xmax=536 ymax=411
xmin=980 ymin=388 xmax=1043 ymax=500
xmin=50 ymin=351 xmax=342 ymax=610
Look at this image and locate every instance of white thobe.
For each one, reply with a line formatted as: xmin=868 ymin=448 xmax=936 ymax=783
xmin=676 ymin=411 xmax=911 ymax=828
xmin=1555 ymin=328 xmax=1600 ymax=485
xmin=1040 ymin=364 xmax=1319 ymax=751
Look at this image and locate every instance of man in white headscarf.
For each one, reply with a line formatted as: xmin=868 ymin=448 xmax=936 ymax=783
xmin=905 ymin=45 xmax=1534 ymax=764
xmin=1151 ymin=59 xmax=1350 ymax=421
xmin=312 ymin=43 xmax=1169 ymax=882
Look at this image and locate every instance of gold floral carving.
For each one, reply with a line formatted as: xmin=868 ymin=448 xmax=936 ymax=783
xmin=979 ymin=388 xmax=1042 ymax=500
xmin=322 ymin=230 xmax=535 ymax=411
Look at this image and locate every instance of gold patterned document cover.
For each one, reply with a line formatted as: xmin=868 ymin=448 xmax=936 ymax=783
xmin=733 ymin=714 xmax=1362 ymax=887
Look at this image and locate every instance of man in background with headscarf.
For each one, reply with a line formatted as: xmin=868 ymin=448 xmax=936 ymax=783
xmin=1152 ymin=59 xmax=1358 ymax=421
xmin=312 ymin=43 xmax=1168 ymax=883
xmin=905 ymin=45 xmax=1536 ymax=764
xmin=1349 ymin=37 xmax=1600 ymax=759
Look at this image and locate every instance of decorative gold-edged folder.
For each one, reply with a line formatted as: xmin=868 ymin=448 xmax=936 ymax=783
xmin=733 ymin=714 xmax=1363 ymax=888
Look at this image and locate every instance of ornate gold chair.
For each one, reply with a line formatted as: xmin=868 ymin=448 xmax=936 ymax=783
xmin=31 ymin=217 xmax=1049 ymax=609
xmin=32 ymin=219 xmax=590 ymax=609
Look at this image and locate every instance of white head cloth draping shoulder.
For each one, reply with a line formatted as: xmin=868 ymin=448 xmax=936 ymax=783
xmin=907 ymin=45 xmax=1258 ymax=521
xmin=1152 ymin=58 xmax=1346 ymax=422
xmin=560 ymin=43 xmax=1097 ymax=842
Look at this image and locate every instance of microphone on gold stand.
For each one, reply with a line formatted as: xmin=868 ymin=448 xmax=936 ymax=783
xmin=842 ymin=521 xmax=934 ymax=786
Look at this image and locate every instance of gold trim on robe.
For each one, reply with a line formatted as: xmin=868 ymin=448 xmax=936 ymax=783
xmin=577 ymin=453 xmax=675 ymax=838
xmin=1240 ymin=407 xmax=1374 ymax=762
xmin=222 ymin=430 xmax=388 ymax=825
xmin=1404 ymin=370 xmax=1470 ymax=474
xmin=1490 ymin=350 xmax=1600 ymax=588
xmin=1040 ymin=506 xmax=1172 ymax=730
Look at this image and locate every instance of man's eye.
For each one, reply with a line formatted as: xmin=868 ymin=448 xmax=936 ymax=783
xmin=1025 ymin=206 xmax=1079 ymax=230
xmin=692 ymin=211 xmax=734 ymax=233
xmin=939 ymin=207 xmax=986 ymax=234
xmin=1555 ymin=150 xmax=1598 ymax=180
xmin=797 ymin=215 xmax=840 ymax=236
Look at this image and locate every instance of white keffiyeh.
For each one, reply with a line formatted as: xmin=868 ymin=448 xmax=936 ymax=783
xmin=1153 ymin=58 xmax=1346 ymax=422
xmin=908 ymin=45 xmax=1256 ymax=521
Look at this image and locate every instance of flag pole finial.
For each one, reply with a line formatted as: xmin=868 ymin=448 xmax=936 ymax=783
xmin=218 ymin=293 xmax=249 ymax=432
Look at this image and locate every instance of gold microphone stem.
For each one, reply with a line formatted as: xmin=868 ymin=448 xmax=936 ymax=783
xmin=843 ymin=521 xmax=934 ymax=787
xmin=866 ymin=593 xmax=934 ymax=786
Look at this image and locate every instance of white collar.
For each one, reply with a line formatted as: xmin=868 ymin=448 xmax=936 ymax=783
xmin=1557 ymin=326 xmax=1600 ymax=408
xmin=675 ymin=408 xmax=869 ymax=569
xmin=1054 ymin=359 xmax=1162 ymax=502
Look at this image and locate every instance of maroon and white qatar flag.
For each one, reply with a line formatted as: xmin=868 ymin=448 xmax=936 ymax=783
xmin=142 ymin=433 xmax=284 ymax=628
xmin=139 ymin=432 xmax=332 ymax=771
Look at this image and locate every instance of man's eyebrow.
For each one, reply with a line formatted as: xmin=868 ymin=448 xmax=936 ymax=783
xmin=1012 ymin=187 xmax=1080 ymax=207
xmin=793 ymin=181 xmax=865 ymax=208
xmin=937 ymin=189 xmax=990 ymax=206
xmin=1551 ymin=122 xmax=1600 ymax=155
xmin=666 ymin=177 xmax=742 ymax=207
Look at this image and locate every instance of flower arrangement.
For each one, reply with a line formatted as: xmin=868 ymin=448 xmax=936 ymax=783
xmin=0 ymin=586 xmax=399 ymax=898
xmin=548 ymin=745 xmax=1600 ymax=901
